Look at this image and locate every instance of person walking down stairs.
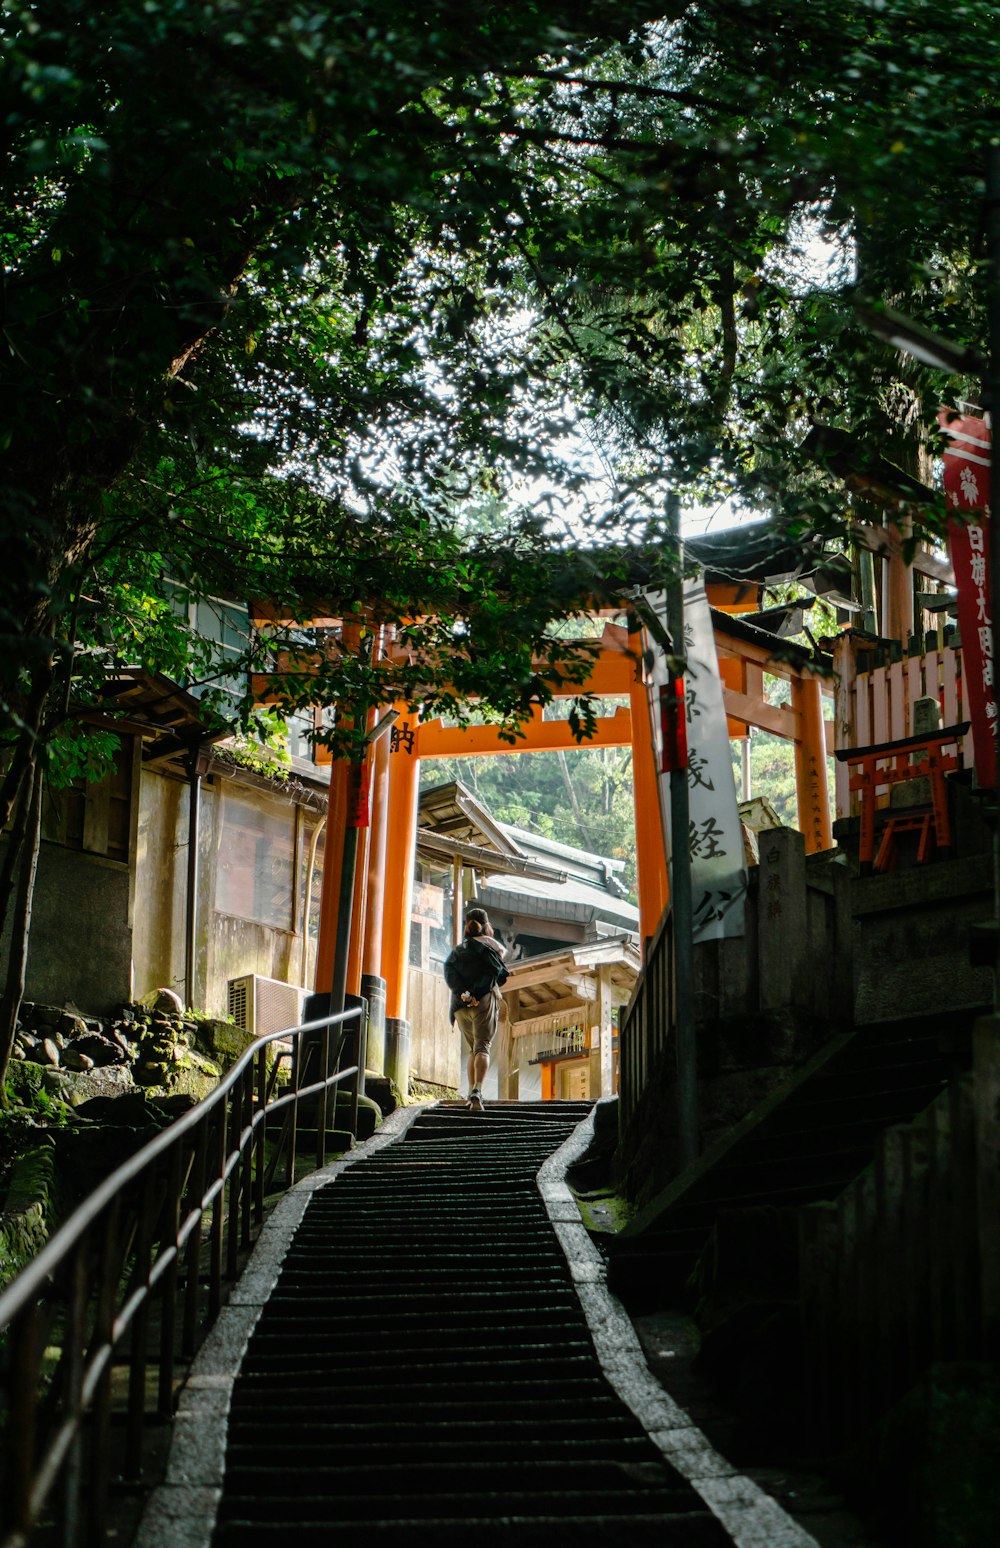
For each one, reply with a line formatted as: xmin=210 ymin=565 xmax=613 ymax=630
xmin=443 ymin=907 xmax=508 ymax=1112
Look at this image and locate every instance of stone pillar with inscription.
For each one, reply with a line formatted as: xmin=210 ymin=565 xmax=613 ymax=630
xmin=757 ymin=825 xmax=810 ymax=1011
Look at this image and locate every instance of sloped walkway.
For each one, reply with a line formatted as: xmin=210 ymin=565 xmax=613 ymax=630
xmin=138 ymin=1101 xmax=818 ymax=1548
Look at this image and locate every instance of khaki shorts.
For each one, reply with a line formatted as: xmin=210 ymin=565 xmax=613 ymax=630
xmin=456 ymin=990 xmax=499 ymax=1057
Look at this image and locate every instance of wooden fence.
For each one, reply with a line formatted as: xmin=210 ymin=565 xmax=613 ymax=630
xmin=833 ymin=636 xmax=974 ymax=818
xmin=617 ymin=908 xmax=673 ymax=1133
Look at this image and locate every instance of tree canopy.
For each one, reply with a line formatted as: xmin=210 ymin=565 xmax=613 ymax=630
xmin=1 ymin=0 xmax=999 ymax=1071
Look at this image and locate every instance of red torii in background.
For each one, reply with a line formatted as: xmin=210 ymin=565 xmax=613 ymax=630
xmin=251 ymin=590 xmax=833 ymax=1082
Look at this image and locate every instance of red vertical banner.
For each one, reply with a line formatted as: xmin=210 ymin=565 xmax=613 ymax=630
xmin=939 ymin=409 xmax=996 ymax=788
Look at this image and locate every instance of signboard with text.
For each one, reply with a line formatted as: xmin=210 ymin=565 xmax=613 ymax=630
xmin=642 ymin=576 xmax=748 ymax=942
xmin=939 ymin=410 xmax=995 ymax=788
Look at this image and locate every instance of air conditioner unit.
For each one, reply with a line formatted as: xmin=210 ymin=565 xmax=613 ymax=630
xmin=227 ymin=974 xmax=306 ymax=1037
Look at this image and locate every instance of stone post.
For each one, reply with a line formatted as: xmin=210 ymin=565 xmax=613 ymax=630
xmin=757 ymin=825 xmax=809 ymax=1011
xmin=384 ymin=1015 xmax=411 ymax=1098
xmin=361 ymin=972 xmax=386 ymax=1076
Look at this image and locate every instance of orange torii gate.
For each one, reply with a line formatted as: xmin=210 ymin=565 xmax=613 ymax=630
xmin=252 ymin=605 xmax=833 ymax=1082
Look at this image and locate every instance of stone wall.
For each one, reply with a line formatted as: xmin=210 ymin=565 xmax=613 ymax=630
xmin=0 ymin=840 xmax=133 ymax=1014
xmin=133 ymin=769 xmax=315 ymax=1018
xmin=616 ymin=831 xmax=995 ymax=1208
xmin=617 ymin=827 xmax=854 ymax=1205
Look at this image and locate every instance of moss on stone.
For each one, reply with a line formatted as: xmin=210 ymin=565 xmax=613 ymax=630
xmin=0 ymin=1139 xmax=57 ymax=1291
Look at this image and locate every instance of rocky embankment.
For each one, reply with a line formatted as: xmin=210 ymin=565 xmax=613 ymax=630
xmin=11 ymin=989 xmax=224 ymax=1109
xmin=0 ymin=991 xmax=258 ymax=1290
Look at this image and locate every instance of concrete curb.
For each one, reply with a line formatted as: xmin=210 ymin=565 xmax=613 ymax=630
xmin=134 ymin=1101 xmax=432 ymax=1548
xmin=536 ymin=1100 xmax=822 ymax=1548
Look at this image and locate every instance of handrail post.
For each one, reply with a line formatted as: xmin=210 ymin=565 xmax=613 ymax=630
xmin=126 ymin=1185 xmax=154 ymax=1479
xmin=317 ymin=1023 xmax=330 ymax=1170
xmin=254 ymin=1046 xmax=267 ymax=1225
xmin=287 ymin=1035 xmax=301 ymax=1190
xmin=348 ymin=998 xmax=366 ymax=1137
xmin=183 ymin=1126 xmax=208 ymax=1359
xmin=209 ymin=1108 xmax=226 ymax=1321
xmin=8 ymin=1300 xmax=40 ymax=1542
xmin=88 ymin=1195 xmax=121 ymax=1544
xmin=226 ymin=1093 xmax=240 ymax=1282
xmin=240 ymin=1065 xmax=254 ymax=1250
xmin=158 ymin=1145 xmax=183 ymax=1418
xmin=62 ymin=1251 xmax=88 ymax=1548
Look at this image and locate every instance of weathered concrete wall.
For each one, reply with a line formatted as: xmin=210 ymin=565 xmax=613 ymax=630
xmin=0 ymin=839 xmax=133 ymax=1014
xmin=133 ymin=770 xmax=311 ymax=1019
xmin=407 ymin=966 xmax=461 ymax=1088
xmin=132 ymin=771 xmax=188 ymax=1003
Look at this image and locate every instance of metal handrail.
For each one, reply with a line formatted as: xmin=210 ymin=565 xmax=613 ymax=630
xmin=0 ymin=1004 xmax=364 ymax=1548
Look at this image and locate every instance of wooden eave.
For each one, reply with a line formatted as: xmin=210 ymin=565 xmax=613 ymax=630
xmin=415 ymin=828 xmax=567 ymax=884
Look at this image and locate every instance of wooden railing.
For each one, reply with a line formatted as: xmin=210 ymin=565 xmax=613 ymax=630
xmin=0 ymin=1004 xmax=363 ymax=1548
xmin=618 ymin=908 xmax=674 ymax=1133
xmin=833 ymin=635 xmax=973 ymax=818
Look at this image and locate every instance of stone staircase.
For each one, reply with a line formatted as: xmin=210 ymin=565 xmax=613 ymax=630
xmin=607 ymin=1013 xmax=970 ymax=1302
xmin=211 ymin=1101 xmax=734 ymax=1546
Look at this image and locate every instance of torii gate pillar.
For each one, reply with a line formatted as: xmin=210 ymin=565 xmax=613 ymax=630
xmin=792 ymin=671 xmax=833 ymax=854
xmin=628 ymin=632 xmax=670 ymax=947
xmin=381 ymin=706 xmax=421 ymax=1025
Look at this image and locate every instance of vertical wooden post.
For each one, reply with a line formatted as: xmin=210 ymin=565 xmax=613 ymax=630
xmin=627 ymin=631 xmax=669 ymax=949
xmin=452 ymin=856 xmax=463 ymax=944
xmin=362 ymin=710 xmax=391 ymax=978
xmin=884 ymin=517 xmax=915 ymax=643
xmin=587 ymin=964 xmax=615 ymax=1098
xmin=346 ymin=742 xmax=373 ymax=998
xmin=381 ymin=705 xmax=420 ymax=1020
xmin=792 ymin=670 xmax=833 ymax=854
xmin=313 ymin=755 xmax=350 ymax=994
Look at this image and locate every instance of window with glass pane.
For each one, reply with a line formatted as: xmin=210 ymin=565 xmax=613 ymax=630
xmin=216 ymin=789 xmax=295 ymax=930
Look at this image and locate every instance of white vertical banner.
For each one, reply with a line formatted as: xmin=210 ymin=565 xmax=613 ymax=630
xmin=642 ymin=575 xmax=747 ymax=941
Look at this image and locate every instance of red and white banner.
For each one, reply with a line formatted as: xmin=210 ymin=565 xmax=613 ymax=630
xmin=938 ymin=409 xmax=995 ymax=788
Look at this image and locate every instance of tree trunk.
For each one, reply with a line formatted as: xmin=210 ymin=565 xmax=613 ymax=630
xmin=0 ymin=758 xmax=43 ymax=1096
xmin=556 ymin=748 xmax=594 ymax=850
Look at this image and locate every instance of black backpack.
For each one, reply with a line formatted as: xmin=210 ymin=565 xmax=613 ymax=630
xmin=443 ymin=939 xmax=509 ymax=999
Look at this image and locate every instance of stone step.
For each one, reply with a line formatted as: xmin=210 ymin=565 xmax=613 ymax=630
xmin=226 ymin=1434 xmax=654 ymax=1466
xmin=214 ymin=1100 xmax=730 ymax=1545
xmin=216 ymin=1486 xmax=705 ymax=1524
xmin=221 ymin=1458 xmax=687 ymax=1496
xmin=213 ymin=1511 xmax=731 ymax=1546
xmin=227 ymin=1389 xmax=628 ymax=1424
xmin=238 ymin=1349 xmax=598 ymax=1381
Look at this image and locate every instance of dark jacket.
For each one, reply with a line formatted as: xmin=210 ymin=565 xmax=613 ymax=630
xmin=443 ymin=936 xmax=508 ymax=1022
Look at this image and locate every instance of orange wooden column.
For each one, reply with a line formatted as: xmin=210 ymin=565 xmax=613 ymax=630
xmin=380 ymin=705 xmax=421 ymax=1019
xmin=345 ymin=755 xmax=372 ymax=1000
xmin=313 ymin=754 xmax=351 ymax=996
xmin=362 ymin=710 xmax=392 ymax=978
xmin=792 ymin=671 xmax=833 ymax=854
xmin=628 ymin=633 xmax=670 ymax=948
